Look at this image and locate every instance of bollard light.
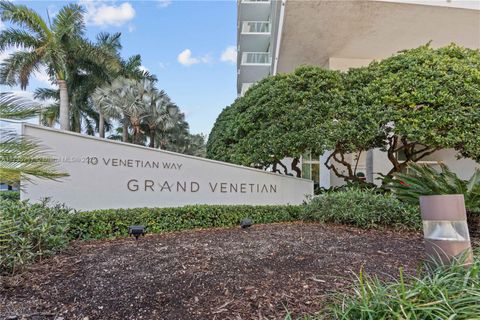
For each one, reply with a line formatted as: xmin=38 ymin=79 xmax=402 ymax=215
xmin=128 ymin=225 xmax=146 ymax=240
xmin=420 ymin=194 xmax=473 ymax=265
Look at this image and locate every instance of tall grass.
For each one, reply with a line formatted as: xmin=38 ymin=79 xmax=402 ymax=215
xmin=328 ymin=251 xmax=480 ymax=319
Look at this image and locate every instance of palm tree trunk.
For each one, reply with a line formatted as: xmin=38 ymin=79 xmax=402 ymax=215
xmin=122 ymin=114 xmax=128 ymax=142
xmin=58 ymin=80 xmax=70 ymax=131
xmin=99 ymin=111 xmax=105 ymax=138
xmin=149 ymin=126 xmax=155 ymax=148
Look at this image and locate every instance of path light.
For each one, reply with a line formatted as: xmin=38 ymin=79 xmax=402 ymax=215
xmin=240 ymin=218 xmax=252 ymax=229
xmin=420 ymin=194 xmax=473 ymax=265
xmin=128 ymin=225 xmax=146 ymax=240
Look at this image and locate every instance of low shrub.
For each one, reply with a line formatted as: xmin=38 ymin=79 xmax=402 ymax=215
xmin=328 ymin=251 xmax=480 ymax=319
xmin=0 ymin=199 xmax=72 ymax=274
xmin=0 ymin=190 xmax=20 ymax=201
xmin=69 ymin=205 xmax=303 ymax=240
xmin=302 ymin=188 xmax=421 ymax=230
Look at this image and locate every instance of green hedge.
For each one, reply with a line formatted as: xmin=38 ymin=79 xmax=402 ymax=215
xmin=302 ymin=189 xmax=421 ymax=230
xmin=69 ymin=205 xmax=303 ymax=240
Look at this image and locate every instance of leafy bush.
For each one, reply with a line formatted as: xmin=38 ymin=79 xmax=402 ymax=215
xmin=302 ymin=189 xmax=421 ymax=230
xmin=0 ymin=190 xmax=19 ymax=201
xmin=314 ymin=181 xmax=387 ymax=195
xmin=328 ymin=251 xmax=480 ymax=319
xmin=0 ymin=199 xmax=72 ymax=274
xmin=69 ymin=205 xmax=303 ymax=240
xmin=389 ymin=163 xmax=480 ymax=213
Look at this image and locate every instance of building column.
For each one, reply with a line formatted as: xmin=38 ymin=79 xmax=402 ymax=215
xmin=319 ymin=151 xmax=331 ymax=188
xmin=366 ymin=149 xmax=374 ymax=183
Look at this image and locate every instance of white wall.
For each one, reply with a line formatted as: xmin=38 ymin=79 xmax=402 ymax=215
xmin=21 ymin=124 xmax=313 ymax=210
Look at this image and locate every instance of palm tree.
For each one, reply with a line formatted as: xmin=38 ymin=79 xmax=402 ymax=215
xmin=143 ymin=90 xmax=180 ymax=148
xmin=92 ymin=77 xmax=155 ymax=144
xmin=0 ymin=1 xmax=119 ymax=131
xmin=0 ymin=93 xmax=68 ymax=186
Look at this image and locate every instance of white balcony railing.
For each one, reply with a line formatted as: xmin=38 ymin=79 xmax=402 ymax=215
xmin=241 ymin=21 xmax=271 ymax=34
xmin=241 ymin=0 xmax=270 ymax=3
xmin=241 ymin=83 xmax=254 ymax=96
xmin=241 ymin=52 xmax=272 ymax=65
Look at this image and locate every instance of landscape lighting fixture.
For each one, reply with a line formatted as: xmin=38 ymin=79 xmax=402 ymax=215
xmin=128 ymin=225 xmax=146 ymax=240
xmin=240 ymin=218 xmax=252 ymax=229
xmin=420 ymin=194 xmax=473 ymax=265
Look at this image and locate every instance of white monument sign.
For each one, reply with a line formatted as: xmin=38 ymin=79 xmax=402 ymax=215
xmin=20 ymin=124 xmax=313 ymax=210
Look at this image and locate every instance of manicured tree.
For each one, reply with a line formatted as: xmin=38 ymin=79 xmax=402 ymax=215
xmin=207 ymin=66 xmax=344 ymax=177
xmin=352 ymin=44 xmax=480 ymax=176
xmin=206 ymin=102 xmax=241 ymax=163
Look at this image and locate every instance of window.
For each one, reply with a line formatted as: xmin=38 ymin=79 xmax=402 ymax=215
xmin=301 ymin=152 xmax=320 ymax=185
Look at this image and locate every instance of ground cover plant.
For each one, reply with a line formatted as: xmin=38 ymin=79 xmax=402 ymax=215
xmin=326 ymin=250 xmax=480 ymax=320
xmin=302 ymin=188 xmax=421 ymax=230
xmin=0 ymin=199 xmax=71 ymax=274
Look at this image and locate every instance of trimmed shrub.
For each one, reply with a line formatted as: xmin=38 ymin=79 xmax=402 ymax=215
xmin=302 ymin=188 xmax=421 ymax=230
xmin=0 ymin=190 xmax=20 ymax=201
xmin=328 ymin=251 xmax=480 ymax=319
xmin=69 ymin=205 xmax=303 ymax=240
xmin=0 ymin=199 xmax=72 ymax=274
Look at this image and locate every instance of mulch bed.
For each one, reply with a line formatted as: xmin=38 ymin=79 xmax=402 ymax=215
xmin=1 ymin=222 xmax=424 ymax=320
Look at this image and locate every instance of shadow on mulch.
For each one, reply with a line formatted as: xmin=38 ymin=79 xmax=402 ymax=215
xmin=0 ymin=222 xmax=424 ymax=320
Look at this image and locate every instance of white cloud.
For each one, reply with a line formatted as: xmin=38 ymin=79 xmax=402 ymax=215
xmin=177 ymin=49 xmax=199 ymax=66
xmin=128 ymin=23 xmax=135 ymax=33
xmin=177 ymin=49 xmax=212 ymax=66
xmin=157 ymin=0 xmax=172 ymax=8
xmin=81 ymin=1 xmax=135 ymax=27
xmin=220 ymin=45 xmax=237 ymax=64
xmin=139 ymin=65 xmax=148 ymax=72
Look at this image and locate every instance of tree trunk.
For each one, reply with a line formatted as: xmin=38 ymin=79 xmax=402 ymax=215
xmin=122 ymin=114 xmax=128 ymax=142
xmin=58 ymin=80 xmax=70 ymax=131
xmin=149 ymin=126 xmax=155 ymax=148
xmin=99 ymin=111 xmax=105 ymax=138
xmin=291 ymin=157 xmax=302 ymax=178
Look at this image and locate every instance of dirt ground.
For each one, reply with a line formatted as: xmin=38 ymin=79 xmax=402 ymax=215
xmin=1 ymin=222 xmax=424 ymax=320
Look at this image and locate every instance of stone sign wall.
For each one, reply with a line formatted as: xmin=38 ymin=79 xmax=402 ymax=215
xmin=21 ymin=124 xmax=313 ymax=210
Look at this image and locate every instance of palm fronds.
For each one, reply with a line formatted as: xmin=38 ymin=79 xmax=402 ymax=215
xmin=0 ymin=130 xmax=69 ymax=186
xmin=0 ymin=92 xmax=40 ymax=119
xmin=388 ymin=163 xmax=480 ymax=213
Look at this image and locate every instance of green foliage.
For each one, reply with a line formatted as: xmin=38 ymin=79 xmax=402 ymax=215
xmin=0 ymin=199 xmax=72 ymax=274
xmin=69 ymin=205 xmax=302 ymax=240
xmin=0 ymin=130 xmax=69 ymax=185
xmin=208 ymin=45 xmax=480 ymax=180
xmin=389 ymin=163 xmax=480 ymax=213
xmin=207 ymin=66 xmax=344 ymax=170
xmin=328 ymin=252 xmax=480 ymax=319
xmin=302 ymin=189 xmax=421 ymax=230
xmin=0 ymin=190 xmax=19 ymax=201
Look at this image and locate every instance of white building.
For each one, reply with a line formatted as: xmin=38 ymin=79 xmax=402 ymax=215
xmin=237 ymin=0 xmax=480 ymax=188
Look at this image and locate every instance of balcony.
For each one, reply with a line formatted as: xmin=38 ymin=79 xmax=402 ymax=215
xmin=241 ymin=21 xmax=271 ymax=34
xmin=240 ymin=83 xmax=254 ymax=96
xmin=238 ymin=0 xmax=271 ymax=21
xmin=238 ymin=52 xmax=271 ymax=94
xmin=241 ymin=52 xmax=272 ymax=65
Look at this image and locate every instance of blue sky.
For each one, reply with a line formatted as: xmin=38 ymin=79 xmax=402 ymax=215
xmin=0 ymin=0 xmax=238 ymax=135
